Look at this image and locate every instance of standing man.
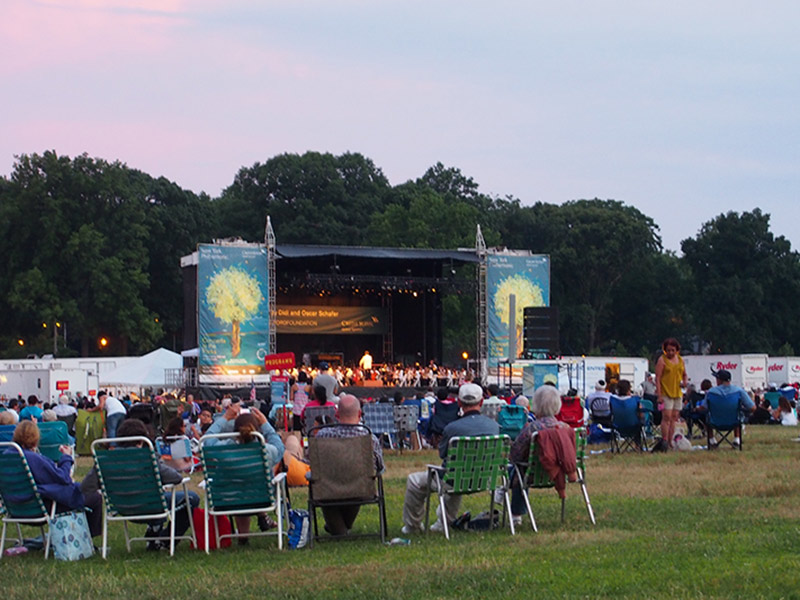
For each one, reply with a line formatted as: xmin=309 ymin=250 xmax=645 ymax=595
xmin=314 ymin=361 xmax=339 ymax=404
xmin=88 ymin=390 xmax=127 ymax=439
xmin=655 ymin=338 xmax=687 ymax=449
xmin=401 ymin=383 xmax=499 ymax=534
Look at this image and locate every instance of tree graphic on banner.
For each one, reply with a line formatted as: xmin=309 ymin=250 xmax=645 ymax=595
xmin=205 ymin=266 xmax=262 ymax=357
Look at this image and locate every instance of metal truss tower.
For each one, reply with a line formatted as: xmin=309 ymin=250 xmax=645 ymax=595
xmin=476 ymin=225 xmax=488 ymax=379
xmin=265 ymin=216 xmax=277 ymax=355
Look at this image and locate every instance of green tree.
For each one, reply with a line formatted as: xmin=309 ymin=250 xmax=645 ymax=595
xmin=0 ymin=152 xmax=168 ymax=355
xmin=680 ymin=209 xmax=800 ymax=353
xmin=215 ymin=152 xmax=390 ymax=244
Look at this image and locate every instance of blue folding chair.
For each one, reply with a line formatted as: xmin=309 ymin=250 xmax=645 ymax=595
xmin=362 ymin=403 xmax=397 ymax=449
xmin=706 ymin=389 xmax=744 ymax=451
xmin=0 ymin=425 xmax=15 ymax=443
xmin=609 ymin=396 xmax=647 ymax=452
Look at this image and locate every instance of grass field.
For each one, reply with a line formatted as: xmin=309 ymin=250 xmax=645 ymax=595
xmin=3 ymin=426 xmax=800 ymax=599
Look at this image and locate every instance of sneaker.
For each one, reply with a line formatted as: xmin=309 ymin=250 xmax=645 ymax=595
xmin=732 ymin=439 xmax=741 ymax=448
xmin=257 ymin=514 xmax=278 ymax=531
xmin=429 ymin=520 xmax=444 ymax=533
xmin=401 ymin=524 xmax=424 ymax=535
xmin=146 ymin=540 xmax=164 ymax=551
xmin=512 ymin=515 xmax=522 ymax=527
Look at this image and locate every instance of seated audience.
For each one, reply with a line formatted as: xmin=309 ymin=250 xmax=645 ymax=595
xmin=7 ymin=420 xmax=103 ymax=539
xmin=313 ymin=394 xmax=384 ymax=536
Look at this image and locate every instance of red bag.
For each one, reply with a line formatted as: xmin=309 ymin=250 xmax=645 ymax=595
xmin=190 ymin=507 xmax=232 ymax=550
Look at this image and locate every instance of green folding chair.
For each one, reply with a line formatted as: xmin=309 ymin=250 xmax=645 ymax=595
xmin=513 ymin=426 xmax=596 ymax=532
xmin=0 ymin=442 xmax=57 ymax=559
xmin=200 ymin=432 xmax=287 ymax=551
xmin=92 ymin=436 xmax=196 ymax=558
xmin=425 ymin=435 xmax=513 ymax=540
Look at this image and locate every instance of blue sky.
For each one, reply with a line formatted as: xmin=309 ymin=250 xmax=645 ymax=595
xmin=2 ymin=1 xmax=798 ymax=252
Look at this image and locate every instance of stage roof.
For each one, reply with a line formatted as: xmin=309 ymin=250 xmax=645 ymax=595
xmin=275 ymin=244 xmax=480 ymax=263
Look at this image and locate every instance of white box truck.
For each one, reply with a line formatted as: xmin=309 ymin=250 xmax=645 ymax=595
xmin=766 ymin=357 xmax=800 ymax=386
xmin=683 ymin=354 xmax=768 ymax=391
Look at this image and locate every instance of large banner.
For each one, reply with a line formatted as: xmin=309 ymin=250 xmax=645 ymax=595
xmin=275 ymin=305 xmax=387 ymax=335
xmin=197 ymin=244 xmax=270 ymax=384
xmin=487 ymin=253 xmax=550 ymax=368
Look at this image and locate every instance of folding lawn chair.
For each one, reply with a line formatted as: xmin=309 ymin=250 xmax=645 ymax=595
xmin=0 ymin=425 xmax=15 ymax=443
xmin=610 ymin=396 xmax=647 ymax=452
xmin=480 ymin=403 xmax=502 ymax=421
xmin=425 ymin=435 xmax=514 ymax=540
xmin=513 ymin=427 xmax=595 ymax=532
xmin=303 ymin=406 xmax=337 ymax=436
xmin=0 ymin=442 xmax=57 ymax=559
xmin=705 ymin=389 xmax=744 ymax=451
xmin=92 ymin=436 xmax=197 ymax=558
xmin=307 ymin=424 xmax=386 ymax=546
xmin=200 ymin=432 xmax=287 ymax=551
xmin=362 ymin=403 xmax=397 ymax=449
xmin=393 ymin=404 xmax=421 ymax=451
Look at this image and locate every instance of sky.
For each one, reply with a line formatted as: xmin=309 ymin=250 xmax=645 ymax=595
xmin=2 ymin=0 xmax=799 ymax=253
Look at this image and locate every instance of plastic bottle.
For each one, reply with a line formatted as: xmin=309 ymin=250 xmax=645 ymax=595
xmin=388 ymin=537 xmax=411 ymax=546
xmin=4 ymin=546 xmax=28 ymax=556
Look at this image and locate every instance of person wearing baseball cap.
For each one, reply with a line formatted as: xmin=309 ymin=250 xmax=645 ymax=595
xmin=401 ymin=382 xmax=499 ymax=535
xmin=706 ymin=368 xmax=755 ymax=447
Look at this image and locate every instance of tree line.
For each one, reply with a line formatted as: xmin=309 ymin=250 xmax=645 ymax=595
xmin=1 ymin=150 xmax=797 ymax=363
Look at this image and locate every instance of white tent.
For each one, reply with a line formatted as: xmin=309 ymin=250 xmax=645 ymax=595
xmin=99 ymin=347 xmax=182 ymax=387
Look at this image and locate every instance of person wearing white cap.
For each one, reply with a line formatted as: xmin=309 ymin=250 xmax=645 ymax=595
xmin=401 ymin=383 xmax=499 ymax=534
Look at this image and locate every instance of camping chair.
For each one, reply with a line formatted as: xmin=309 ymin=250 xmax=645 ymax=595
xmin=200 ymin=432 xmax=287 ymax=551
xmin=556 ymin=395 xmax=585 ymax=429
xmin=91 ymin=436 xmax=197 ymax=558
xmin=303 ymin=406 xmax=337 ymax=436
xmin=306 ymin=424 xmax=387 ymax=547
xmin=393 ymin=404 xmax=421 ymax=451
xmin=705 ymin=389 xmax=744 ymax=451
xmin=764 ymin=391 xmax=781 ymax=410
xmin=609 ymin=396 xmax=647 ymax=452
xmin=0 ymin=425 xmax=15 ymax=443
xmin=155 ymin=435 xmax=195 ymax=474
xmin=513 ymin=427 xmax=595 ymax=531
xmin=497 ymin=405 xmax=527 ymax=441
xmin=38 ymin=421 xmax=72 ymax=463
xmin=362 ymin=403 xmax=397 ymax=449
xmin=56 ymin=413 xmax=77 ymax=438
xmin=425 ymin=435 xmax=514 ymax=540
xmin=638 ymin=398 xmax=657 ymax=440
xmin=0 ymin=442 xmax=57 ymax=559
xmin=425 ymin=401 xmax=460 ymax=446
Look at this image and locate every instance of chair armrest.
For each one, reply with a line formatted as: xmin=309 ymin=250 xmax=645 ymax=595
xmin=271 ymin=471 xmax=287 ymax=485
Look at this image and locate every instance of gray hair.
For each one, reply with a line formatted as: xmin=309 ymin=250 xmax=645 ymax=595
xmin=531 ymin=385 xmax=562 ymax=418
xmin=41 ymin=409 xmax=57 ymax=422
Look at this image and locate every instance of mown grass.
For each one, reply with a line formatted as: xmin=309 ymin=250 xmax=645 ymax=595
xmin=3 ymin=426 xmax=800 ymax=599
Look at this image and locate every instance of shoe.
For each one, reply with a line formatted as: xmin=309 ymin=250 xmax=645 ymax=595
xmin=257 ymin=514 xmax=278 ymax=531
xmin=400 ymin=525 xmax=423 ymax=535
xmin=732 ymin=439 xmax=741 ymax=448
xmin=512 ymin=515 xmax=522 ymax=527
xmin=146 ymin=540 xmax=164 ymax=551
xmin=429 ymin=520 xmax=444 ymax=533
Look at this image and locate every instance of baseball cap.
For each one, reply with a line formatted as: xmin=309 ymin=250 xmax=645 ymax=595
xmin=318 ymin=361 xmax=329 ymax=370
xmin=458 ymin=383 xmax=483 ymax=405
xmin=711 ymin=369 xmax=731 ymax=382
xmin=595 ymin=380 xmax=606 ymax=391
